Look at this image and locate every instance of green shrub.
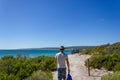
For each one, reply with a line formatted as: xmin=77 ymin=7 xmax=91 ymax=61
xmin=103 ymin=53 xmax=120 ymax=71
xmin=82 ymin=49 xmax=93 ymax=55
xmin=0 ymin=55 xmax=56 ymax=80
xmin=25 ymin=70 xmax=52 ymax=80
xmin=85 ymin=55 xmax=103 ymax=69
xmin=101 ymin=71 xmax=120 ymax=80
xmin=7 ymin=74 xmax=20 ymax=80
xmin=0 ymin=72 xmax=8 ymax=80
xmin=85 ymin=53 xmax=120 ymax=71
xmin=114 ymin=63 xmax=120 ymax=72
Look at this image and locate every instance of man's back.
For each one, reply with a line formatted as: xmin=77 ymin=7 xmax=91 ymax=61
xmin=55 ymin=46 xmax=70 ymax=80
xmin=55 ymin=52 xmax=68 ymax=68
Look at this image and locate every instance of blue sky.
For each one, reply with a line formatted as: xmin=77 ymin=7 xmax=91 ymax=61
xmin=0 ymin=0 xmax=120 ymax=49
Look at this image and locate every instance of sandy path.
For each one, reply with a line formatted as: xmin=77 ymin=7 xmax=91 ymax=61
xmin=52 ymin=54 xmax=112 ymax=80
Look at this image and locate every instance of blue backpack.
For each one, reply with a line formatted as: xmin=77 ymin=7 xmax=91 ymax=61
xmin=67 ymin=74 xmax=72 ymax=80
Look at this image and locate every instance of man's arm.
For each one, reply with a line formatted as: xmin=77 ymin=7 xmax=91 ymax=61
xmin=66 ymin=57 xmax=70 ymax=73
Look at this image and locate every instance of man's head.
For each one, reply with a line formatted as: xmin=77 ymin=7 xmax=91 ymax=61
xmin=59 ymin=46 xmax=65 ymax=52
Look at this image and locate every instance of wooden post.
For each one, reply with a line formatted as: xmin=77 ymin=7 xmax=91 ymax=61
xmin=88 ymin=59 xmax=90 ymax=76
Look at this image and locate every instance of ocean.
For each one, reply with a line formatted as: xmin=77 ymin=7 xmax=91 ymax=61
xmin=0 ymin=49 xmax=72 ymax=58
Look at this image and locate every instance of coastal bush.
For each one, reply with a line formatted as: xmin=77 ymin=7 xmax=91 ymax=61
xmin=101 ymin=71 xmax=120 ymax=80
xmin=103 ymin=54 xmax=119 ymax=70
xmin=81 ymin=49 xmax=93 ymax=55
xmin=82 ymin=42 xmax=120 ymax=55
xmin=0 ymin=55 xmax=56 ymax=80
xmin=85 ymin=55 xmax=103 ymax=69
xmin=113 ymin=63 xmax=120 ymax=71
xmin=85 ymin=53 xmax=120 ymax=71
xmin=84 ymin=42 xmax=120 ymax=71
xmin=0 ymin=72 xmax=8 ymax=80
xmin=81 ymin=44 xmax=110 ymax=55
xmin=25 ymin=70 xmax=52 ymax=80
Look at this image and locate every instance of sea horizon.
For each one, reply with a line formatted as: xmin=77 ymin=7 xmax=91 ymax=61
xmin=0 ymin=49 xmax=72 ymax=58
xmin=0 ymin=46 xmax=96 ymax=58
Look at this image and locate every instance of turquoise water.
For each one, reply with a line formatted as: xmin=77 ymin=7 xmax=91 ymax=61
xmin=0 ymin=49 xmax=72 ymax=58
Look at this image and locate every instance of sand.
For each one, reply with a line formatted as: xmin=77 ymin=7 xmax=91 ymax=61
xmin=52 ymin=54 xmax=112 ymax=80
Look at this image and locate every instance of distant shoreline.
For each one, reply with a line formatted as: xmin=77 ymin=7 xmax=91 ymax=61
xmin=0 ymin=46 xmax=96 ymax=50
xmin=0 ymin=49 xmax=72 ymax=58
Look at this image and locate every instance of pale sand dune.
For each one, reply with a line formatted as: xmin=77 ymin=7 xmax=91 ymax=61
xmin=52 ymin=54 xmax=112 ymax=80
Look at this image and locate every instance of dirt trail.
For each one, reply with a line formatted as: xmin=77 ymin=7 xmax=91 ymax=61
xmin=52 ymin=54 xmax=112 ymax=80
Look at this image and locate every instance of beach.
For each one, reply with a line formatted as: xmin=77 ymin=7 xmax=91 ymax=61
xmin=52 ymin=53 xmax=112 ymax=80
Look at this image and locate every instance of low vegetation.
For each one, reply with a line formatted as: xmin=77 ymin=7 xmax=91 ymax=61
xmin=85 ymin=53 xmax=120 ymax=71
xmin=82 ymin=42 xmax=120 ymax=79
xmin=25 ymin=70 xmax=52 ymax=80
xmin=0 ymin=55 xmax=56 ymax=80
xmin=101 ymin=71 xmax=120 ymax=80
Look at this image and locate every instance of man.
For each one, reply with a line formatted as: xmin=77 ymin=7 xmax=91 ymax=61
xmin=55 ymin=46 xmax=70 ymax=80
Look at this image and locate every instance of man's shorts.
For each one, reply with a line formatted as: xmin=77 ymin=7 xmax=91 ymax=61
xmin=57 ymin=68 xmax=66 ymax=80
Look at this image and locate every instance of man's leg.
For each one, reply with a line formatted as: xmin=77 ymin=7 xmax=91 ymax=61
xmin=62 ymin=68 xmax=66 ymax=80
xmin=58 ymin=68 xmax=62 ymax=80
xmin=58 ymin=68 xmax=66 ymax=80
xmin=58 ymin=76 xmax=62 ymax=80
